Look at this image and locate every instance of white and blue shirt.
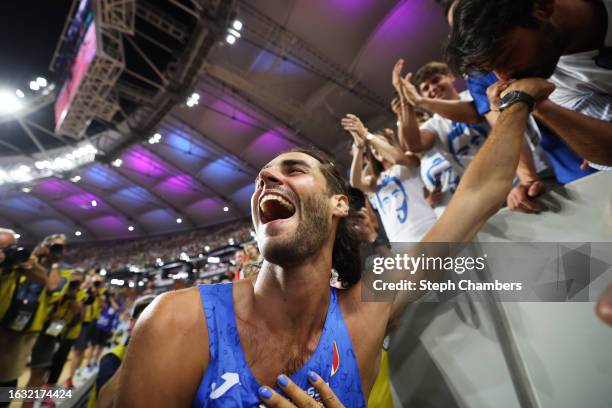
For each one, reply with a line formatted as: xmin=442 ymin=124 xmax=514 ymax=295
xmin=419 ymin=94 xmax=490 ymax=173
xmin=420 ymin=151 xmax=461 ymax=218
xmin=374 ymin=164 xmax=437 ymax=242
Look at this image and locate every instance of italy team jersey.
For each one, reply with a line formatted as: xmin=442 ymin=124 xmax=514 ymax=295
xmin=192 ymin=283 xmax=366 ymax=407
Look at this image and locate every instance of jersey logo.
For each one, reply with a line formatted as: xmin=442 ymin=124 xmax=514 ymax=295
xmin=331 ymin=341 xmax=340 ymax=377
xmin=210 ymin=372 xmax=240 ymax=399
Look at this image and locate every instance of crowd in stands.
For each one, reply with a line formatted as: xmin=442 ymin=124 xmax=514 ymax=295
xmin=64 ymin=220 xmax=254 ymax=272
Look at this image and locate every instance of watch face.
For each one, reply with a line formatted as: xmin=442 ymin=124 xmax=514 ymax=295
xmin=499 ymin=91 xmax=533 ymax=112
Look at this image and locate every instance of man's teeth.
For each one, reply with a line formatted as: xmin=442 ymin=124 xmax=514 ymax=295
xmin=260 ymin=194 xmax=295 ymax=211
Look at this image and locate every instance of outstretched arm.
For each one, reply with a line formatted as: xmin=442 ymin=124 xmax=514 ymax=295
xmin=367 ymin=134 xmax=420 ymax=168
xmin=349 ymin=143 xmax=375 ymax=193
xmin=391 ymin=60 xmax=436 ymax=153
xmin=424 ymin=79 xmax=555 ymax=242
xmin=534 ymin=100 xmax=612 ymax=166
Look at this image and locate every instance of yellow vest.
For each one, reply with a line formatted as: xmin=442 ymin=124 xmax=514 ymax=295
xmin=65 ymin=289 xmax=86 ymax=340
xmin=87 ymin=344 xmax=126 ymax=408
xmin=85 ymin=288 xmax=104 ymax=323
xmin=0 ymin=266 xmax=50 ymax=333
xmin=367 ymin=349 xmax=394 ymax=408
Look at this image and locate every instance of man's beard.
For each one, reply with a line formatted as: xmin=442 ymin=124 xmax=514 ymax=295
xmin=261 ymin=193 xmax=332 ymax=267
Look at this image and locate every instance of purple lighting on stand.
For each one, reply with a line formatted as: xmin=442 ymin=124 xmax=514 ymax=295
xmin=63 ymin=193 xmax=101 ymax=210
xmin=243 ymin=129 xmax=295 ymax=165
xmin=210 ymin=99 xmax=261 ymax=131
xmin=367 ymin=1 xmax=438 ymax=50
xmin=87 ymin=215 xmax=129 ymax=235
xmin=35 ymin=179 xmax=69 ymax=196
xmin=155 ymin=174 xmax=201 ymax=202
xmin=122 ymin=147 xmax=168 ymax=178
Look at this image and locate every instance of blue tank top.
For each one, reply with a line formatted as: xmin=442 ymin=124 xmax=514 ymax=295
xmin=192 ymin=283 xmax=366 ymax=407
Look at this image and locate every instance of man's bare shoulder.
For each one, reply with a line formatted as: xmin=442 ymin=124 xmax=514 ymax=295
xmin=116 ymin=287 xmax=208 ymax=407
xmin=133 ymin=286 xmax=207 ymax=349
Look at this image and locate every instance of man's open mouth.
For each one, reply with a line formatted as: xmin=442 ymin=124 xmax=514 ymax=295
xmin=259 ymin=192 xmax=297 ymax=224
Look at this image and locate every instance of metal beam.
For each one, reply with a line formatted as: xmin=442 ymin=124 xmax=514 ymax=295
xmin=18 ymin=119 xmax=50 ymax=158
xmin=124 ymin=36 xmax=169 ymax=86
xmin=136 ymin=3 xmax=188 ymax=42
xmin=23 ymin=119 xmax=72 ymax=146
xmin=238 ymin=0 xmax=386 ymax=108
xmin=0 ymin=139 xmax=24 ymax=154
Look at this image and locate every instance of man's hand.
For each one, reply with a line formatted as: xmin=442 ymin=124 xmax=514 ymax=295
xmin=258 ymin=372 xmax=344 ymax=407
xmin=424 ymin=186 xmax=443 ymax=207
xmin=348 ymin=208 xmax=378 ymax=243
xmin=486 ymin=80 xmax=512 ymax=112
xmin=391 ymin=97 xmax=401 ymax=115
xmin=392 ymin=59 xmax=405 ymax=92
xmin=399 ymin=73 xmax=423 ymax=107
xmin=32 ymin=243 xmax=49 ymax=259
xmin=502 ymin=78 xmax=556 ymax=105
xmin=506 ymin=180 xmax=545 ymax=213
xmin=341 ymin=114 xmax=368 ymax=140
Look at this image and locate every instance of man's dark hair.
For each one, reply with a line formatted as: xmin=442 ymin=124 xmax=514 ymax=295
xmin=290 ymin=147 xmax=362 ymax=286
xmin=412 ymin=62 xmax=452 ymax=89
xmin=445 ymin=0 xmax=540 ymax=75
xmin=435 ymin=0 xmax=455 ymax=18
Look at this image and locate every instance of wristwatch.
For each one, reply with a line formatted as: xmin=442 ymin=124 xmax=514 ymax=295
xmin=498 ymin=91 xmax=535 ymax=113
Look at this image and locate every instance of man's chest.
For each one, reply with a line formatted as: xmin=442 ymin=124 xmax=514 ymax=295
xmin=235 ymin=317 xmax=322 ymax=386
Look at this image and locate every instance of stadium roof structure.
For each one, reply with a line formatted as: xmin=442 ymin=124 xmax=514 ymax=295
xmin=0 ymin=0 xmax=448 ymax=243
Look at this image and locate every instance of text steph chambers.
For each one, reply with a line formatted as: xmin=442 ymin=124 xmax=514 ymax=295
xmin=372 ymin=279 xmax=523 ymax=292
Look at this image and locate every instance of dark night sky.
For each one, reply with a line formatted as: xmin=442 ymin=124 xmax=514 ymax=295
xmin=0 ymin=1 xmax=74 ymax=89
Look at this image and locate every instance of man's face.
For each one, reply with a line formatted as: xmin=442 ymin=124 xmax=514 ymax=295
xmin=235 ymin=250 xmax=246 ymax=265
xmin=377 ymin=176 xmax=408 ymax=223
xmin=244 ymin=244 xmax=258 ymax=259
xmin=418 ymin=73 xmax=458 ymax=100
xmin=252 ymin=152 xmax=340 ymax=266
xmin=490 ymin=23 xmax=563 ymax=80
xmin=0 ymin=232 xmax=17 ymax=264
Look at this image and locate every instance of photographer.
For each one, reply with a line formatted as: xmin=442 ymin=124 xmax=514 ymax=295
xmin=0 ymin=230 xmax=62 ymax=405
xmin=87 ymin=291 xmax=120 ymax=369
xmin=22 ymin=235 xmax=73 ymax=393
xmin=65 ymin=273 xmax=105 ymax=387
xmin=25 ymin=273 xmax=83 ymax=401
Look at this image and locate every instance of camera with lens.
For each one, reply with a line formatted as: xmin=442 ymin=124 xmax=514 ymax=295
xmin=1 ymin=245 xmax=31 ymax=266
xmin=47 ymin=243 xmax=65 ymax=257
xmin=68 ymin=279 xmax=81 ymax=290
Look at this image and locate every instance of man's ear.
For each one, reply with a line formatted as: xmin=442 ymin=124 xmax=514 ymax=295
xmin=332 ymin=194 xmax=349 ymax=218
xmin=533 ymin=0 xmax=554 ymax=20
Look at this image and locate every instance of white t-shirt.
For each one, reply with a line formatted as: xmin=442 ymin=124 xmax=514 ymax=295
xmin=374 ymin=164 xmax=437 ymax=242
xmin=420 ymin=151 xmax=461 ymax=218
xmin=420 ymin=92 xmax=491 ymax=173
xmin=549 ymin=0 xmax=612 ymax=108
xmin=548 ymin=0 xmax=612 ymax=171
